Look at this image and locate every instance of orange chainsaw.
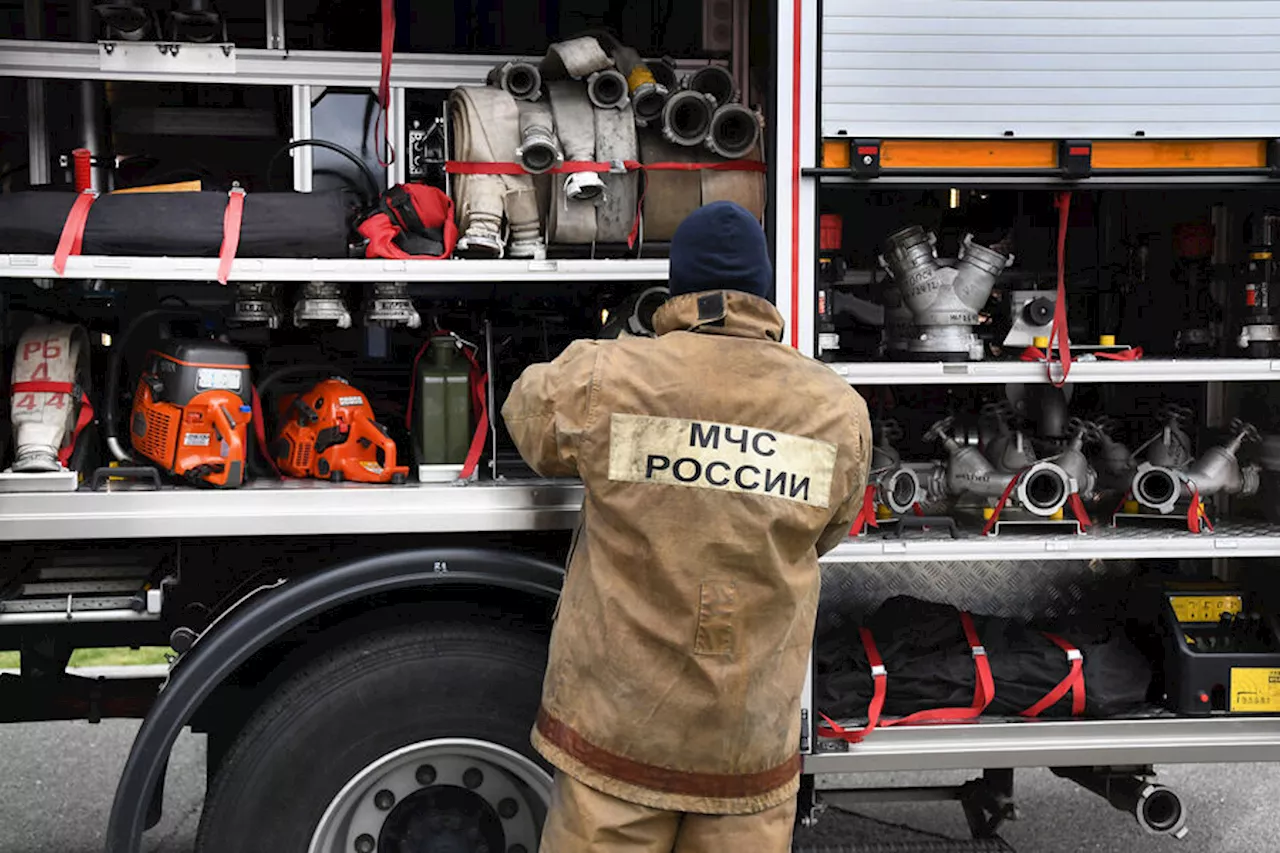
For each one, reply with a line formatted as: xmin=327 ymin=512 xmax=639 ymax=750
xmin=272 ymin=377 xmax=408 ymax=484
xmin=129 ymin=341 xmax=251 ymax=488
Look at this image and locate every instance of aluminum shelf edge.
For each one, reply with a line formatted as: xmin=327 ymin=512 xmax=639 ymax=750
xmin=0 ymin=40 xmax=527 ymax=87
xmin=820 ymin=521 xmax=1280 ymax=564
xmin=0 ymin=40 xmax=709 ymax=89
xmin=0 ymin=480 xmax=585 ymax=542
xmin=829 ymin=358 xmax=1280 ymax=385
xmin=0 ymin=255 xmax=670 ymax=283
xmin=804 ymin=716 xmax=1280 ymax=774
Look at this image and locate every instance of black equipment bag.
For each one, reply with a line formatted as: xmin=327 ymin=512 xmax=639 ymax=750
xmin=0 ymin=191 xmax=353 ymax=258
xmin=816 ymin=595 xmax=1152 ymax=720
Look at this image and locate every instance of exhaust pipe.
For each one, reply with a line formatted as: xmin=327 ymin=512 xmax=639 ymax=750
xmin=662 ymin=89 xmax=716 ymax=147
xmin=1052 ymin=768 xmax=1187 ymax=838
xmin=686 ymin=65 xmax=738 ymax=107
xmin=706 ymin=103 xmax=760 ymax=159
xmin=587 ymin=68 xmax=629 ymax=110
xmin=488 ymin=61 xmax=543 ymax=102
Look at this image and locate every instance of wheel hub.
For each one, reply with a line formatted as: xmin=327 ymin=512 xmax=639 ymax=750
xmin=308 ymin=739 xmax=550 ymax=853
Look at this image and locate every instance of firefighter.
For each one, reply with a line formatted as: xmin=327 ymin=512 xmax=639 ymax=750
xmin=502 ymin=201 xmax=872 ymax=852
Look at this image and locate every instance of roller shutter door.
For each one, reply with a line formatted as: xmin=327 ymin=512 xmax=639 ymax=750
xmin=821 ymin=0 xmax=1280 ymax=139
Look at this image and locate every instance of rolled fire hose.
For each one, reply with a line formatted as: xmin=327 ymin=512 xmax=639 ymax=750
xmin=638 ymin=130 xmax=766 ymax=244
xmin=662 ymin=89 xmax=715 ymax=148
xmin=487 ymin=60 xmax=542 ymax=102
xmin=595 ymin=103 xmax=640 ymax=244
xmin=546 ymin=80 xmax=601 ymax=244
xmin=9 ymin=324 xmax=90 ymax=472
xmin=702 ymin=138 xmax=765 ymax=220
xmin=542 ymin=35 xmax=613 ymax=80
xmin=706 ymin=103 xmax=762 ymax=160
xmin=517 ymin=100 xmax=563 ymax=175
xmin=608 ymin=44 xmax=668 ymax=126
xmin=587 ymin=68 xmax=630 ymax=110
xmin=638 ymin=131 xmax=703 ymax=242
xmin=686 ymin=65 xmax=738 ymax=108
xmin=449 ymin=86 xmax=543 ymax=258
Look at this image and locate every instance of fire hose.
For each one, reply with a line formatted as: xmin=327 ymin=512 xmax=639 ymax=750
xmin=546 ymin=81 xmax=604 ymax=244
xmin=448 ymin=86 xmax=543 ymax=258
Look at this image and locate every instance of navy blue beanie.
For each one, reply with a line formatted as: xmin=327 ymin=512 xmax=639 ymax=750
xmin=668 ymin=201 xmax=774 ymax=301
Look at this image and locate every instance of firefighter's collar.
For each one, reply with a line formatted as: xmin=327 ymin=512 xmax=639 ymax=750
xmin=653 ymin=290 xmax=785 ymax=342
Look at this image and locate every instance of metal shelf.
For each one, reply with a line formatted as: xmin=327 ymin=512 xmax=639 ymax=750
xmin=0 ymin=40 xmax=520 ymax=88
xmin=0 ymin=255 xmax=670 ymax=283
xmin=828 ymin=358 xmax=1280 ymax=385
xmin=0 ymin=480 xmax=584 ymax=542
xmin=804 ymin=716 xmax=1280 ymax=774
xmin=0 ymin=40 xmax=707 ymax=90
xmin=820 ymin=520 xmax=1280 ymax=564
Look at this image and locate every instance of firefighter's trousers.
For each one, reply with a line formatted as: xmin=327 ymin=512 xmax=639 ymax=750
xmin=538 ymin=772 xmax=797 ymax=853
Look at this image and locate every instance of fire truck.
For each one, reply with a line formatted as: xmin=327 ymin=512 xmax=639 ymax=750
xmin=4 ymin=1 xmax=1280 ymax=851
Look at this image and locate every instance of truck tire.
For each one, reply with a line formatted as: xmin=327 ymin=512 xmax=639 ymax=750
xmin=196 ymin=618 xmax=552 ymax=853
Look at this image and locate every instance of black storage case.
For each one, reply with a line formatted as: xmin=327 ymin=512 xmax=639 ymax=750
xmin=0 ymin=191 xmax=354 ymax=258
xmin=1161 ymin=586 xmax=1280 ymax=715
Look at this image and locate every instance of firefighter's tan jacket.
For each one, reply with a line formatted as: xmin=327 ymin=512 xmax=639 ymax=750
xmin=502 ymin=290 xmax=871 ymax=814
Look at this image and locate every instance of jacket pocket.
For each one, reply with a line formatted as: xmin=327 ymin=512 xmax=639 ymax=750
xmin=694 ymin=579 xmax=737 ymax=657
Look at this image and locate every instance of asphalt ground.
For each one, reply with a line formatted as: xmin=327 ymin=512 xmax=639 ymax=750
xmin=0 ymin=718 xmax=1275 ymax=853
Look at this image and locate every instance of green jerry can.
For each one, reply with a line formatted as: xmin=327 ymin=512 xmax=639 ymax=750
xmin=414 ymin=337 xmax=472 ymax=467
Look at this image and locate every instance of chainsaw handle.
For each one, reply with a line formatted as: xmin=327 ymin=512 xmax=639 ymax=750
xmin=345 ymin=414 xmax=409 ymax=481
xmin=89 ymin=466 xmax=163 ymax=491
xmin=210 ymin=403 xmax=247 ymax=481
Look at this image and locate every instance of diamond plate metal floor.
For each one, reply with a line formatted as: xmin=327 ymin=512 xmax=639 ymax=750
xmin=792 ymin=808 xmax=1015 ymax=853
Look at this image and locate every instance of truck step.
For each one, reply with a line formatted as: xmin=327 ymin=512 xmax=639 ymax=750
xmin=0 ymin=562 xmax=167 ymax=624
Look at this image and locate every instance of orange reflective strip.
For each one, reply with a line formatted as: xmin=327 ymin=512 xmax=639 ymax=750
xmin=822 ymin=139 xmax=851 ymax=168
xmin=880 ymin=140 xmax=1057 ymax=170
xmin=1091 ymin=139 xmax=1266 ymax=170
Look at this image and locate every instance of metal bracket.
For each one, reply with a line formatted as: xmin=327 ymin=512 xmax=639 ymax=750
xmin=98 ymin=41 xmax=236 ymax=75
xmin=959 ymin=769 xmax=1018 ymax=838
xmin=850 ymin=139 xmax=881 ymax=178
xmin=1059 ymin=139 xmax=1092 ymax=179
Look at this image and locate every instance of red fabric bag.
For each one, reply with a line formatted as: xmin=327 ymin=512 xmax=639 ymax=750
xmin=358 ymin=184 xmax=458 ymax=260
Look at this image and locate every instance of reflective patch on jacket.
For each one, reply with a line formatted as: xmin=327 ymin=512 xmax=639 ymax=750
xmin=607 ymin=413 xmax=837 ymax=508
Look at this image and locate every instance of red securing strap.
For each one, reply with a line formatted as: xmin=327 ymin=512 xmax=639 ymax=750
xmin=1021 ymin=633 xmax=1086 ymax=718
xmin=849 ymin=483 xmax=879 ymax=535
xmin=444 ymin=159 xmax=767 ymax=176
xmin=12 ymin=380 xmax=94 ymax=466
xmin=1067 ymin=492 xmax=1092 ymax=530
xmin=1047 ymin=191 xmax=1073 ymax=387
xmin=818 ymin=626 xmax=886 ymax=744
xmin=1096 ymin=346 xmax=1144 ymax=361
xmin=981 ymin=467 xmax=1028 ymax=537
xmin=217 ymin=186 xmax=246 ymax=285
xmin=1186 ymin=482 xmax=1213 ymax=533
xmin=884 ymin=611 xmax=993 ymax=726
xmin=52 ymin=190 xmax=97 ymax=275
xmin=72 ymin=148 xmax=93 ymax=193
xmin=406 ymin=335 xmax=489 ymax=481
xmin=375 ymin=0 xmax=396 ymax=166
xmin=1020 ymin=345 xmax=1143 ymax=363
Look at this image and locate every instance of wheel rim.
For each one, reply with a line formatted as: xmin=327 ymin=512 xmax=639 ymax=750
xmin=309 ymin=738 xmax=552 ymax=853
